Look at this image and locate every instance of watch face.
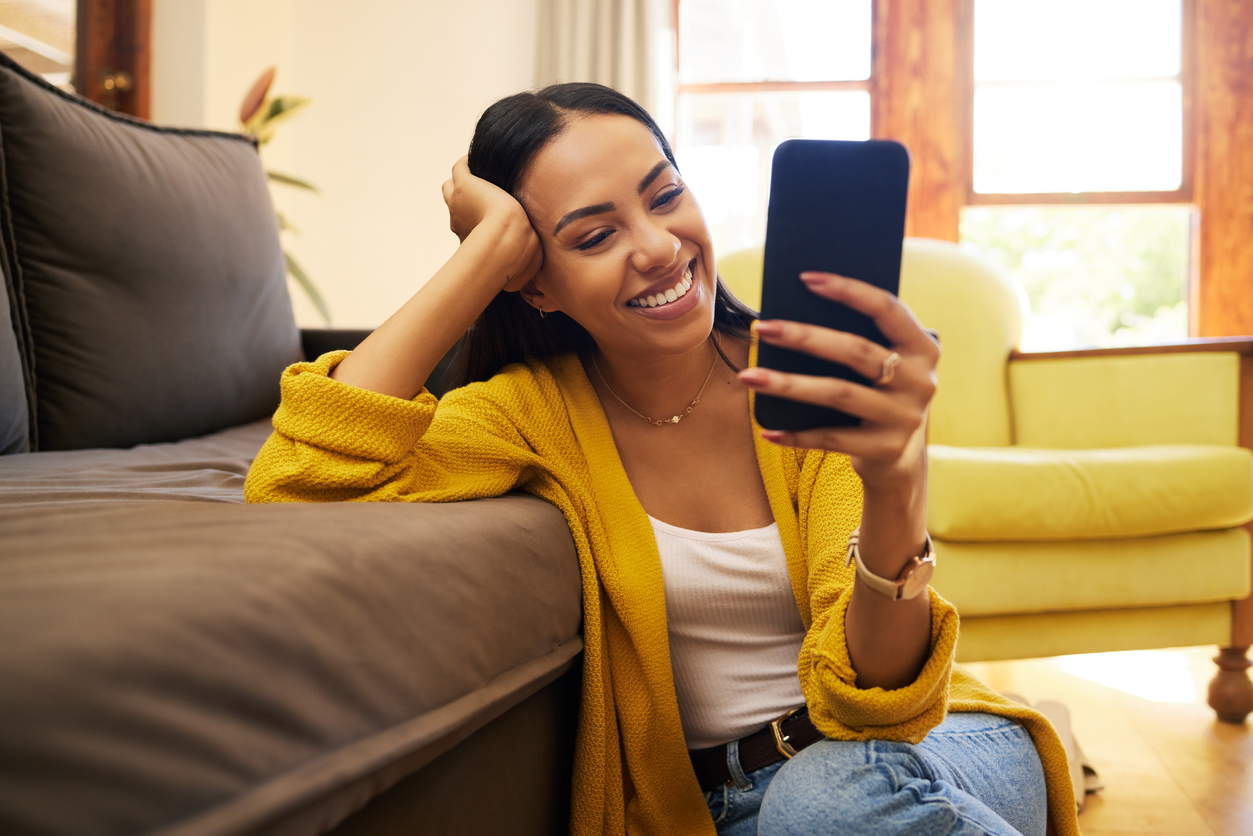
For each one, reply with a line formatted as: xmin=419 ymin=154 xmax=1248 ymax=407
xmin=901 ymin=558 xmax=935 ymax=600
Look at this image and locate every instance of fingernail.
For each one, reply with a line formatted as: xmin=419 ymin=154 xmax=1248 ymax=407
xmin=739 ymin=368 xmax=768 ymax=386
xmin=800 ymin=272 xmax=828 ymax=283
xmin=760 ymin=429 xmax=786 ymax=441
xmin=754 ymin=320 xmax=782 ymax=336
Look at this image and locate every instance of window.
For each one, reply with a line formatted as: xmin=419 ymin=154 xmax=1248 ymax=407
xmin=960 ymin=0 xmax=1193 ymax=349
xmin=674 ymin=0 xmax=873 ymax=257
xmin=0 ymin=0 xmax=75 ymax=91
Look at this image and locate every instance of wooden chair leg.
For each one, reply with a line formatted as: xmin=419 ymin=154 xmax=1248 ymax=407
xmin=1208 ymin=645 xmax=1253 ymax=724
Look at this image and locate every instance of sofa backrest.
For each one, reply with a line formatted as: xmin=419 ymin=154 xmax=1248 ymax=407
xmin=0 ymin=54 xmax=300 ymax=451
xmin=716 ymin=238 xmax=1025 ymax=447
xmin=0 ymin=259 xmax=28 ymax=453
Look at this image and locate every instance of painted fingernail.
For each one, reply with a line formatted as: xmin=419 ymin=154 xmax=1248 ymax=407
xmin=739 ymin=368 xmax=769 ymax=386
xmin=754 ymin=320 xmax=782 ymax=336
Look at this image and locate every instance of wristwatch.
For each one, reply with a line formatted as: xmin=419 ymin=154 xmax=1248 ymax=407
xmin=845 ymin=527 xmax=937 ymax=601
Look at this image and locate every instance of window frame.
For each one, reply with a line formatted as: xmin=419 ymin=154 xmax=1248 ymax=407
xmin=672 ymin=0 xmax=879 ymax=124
xmin=957 ymin=0 xmax=1197 ymax=207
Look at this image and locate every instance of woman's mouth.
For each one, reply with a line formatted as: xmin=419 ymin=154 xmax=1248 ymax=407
xmin=627 ymin=262 xmax=694 ymax=309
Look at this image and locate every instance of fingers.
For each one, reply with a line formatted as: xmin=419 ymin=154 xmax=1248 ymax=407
xmin=753 ymin=320 xmax=892 ymax=382
xmin=739 ymin=366 xmax=914 ymax=425
xmin=758 ymin=425 xmax=913 ymax=460
xmin=451 ymin=155 xmax=470 ymax=181
xmin=798 ymin=272 xmax=939 ymax=359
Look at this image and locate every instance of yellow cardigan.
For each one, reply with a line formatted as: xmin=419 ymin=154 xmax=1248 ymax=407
xmin=245 ymin=348 xmax=1080 ymax=836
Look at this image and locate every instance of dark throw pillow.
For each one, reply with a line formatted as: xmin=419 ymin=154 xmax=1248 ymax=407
xmin=0 ymin=54 xmax=301 ymax=450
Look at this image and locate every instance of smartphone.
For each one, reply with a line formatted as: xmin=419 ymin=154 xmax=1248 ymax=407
xmin=753 ymin=139 xmax=910 ymax=432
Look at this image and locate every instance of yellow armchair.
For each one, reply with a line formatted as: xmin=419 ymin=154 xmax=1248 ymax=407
xmin=719 ymin=239 xmax=1253 ymax=722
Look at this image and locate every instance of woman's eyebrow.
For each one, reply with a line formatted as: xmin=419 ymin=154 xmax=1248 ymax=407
xmin=554 ymin=202 xmax=614 ymax=236
xmin=637 ymin=160 xmax=671 ymax=194
xmin=551 ymin=161 xmax=672 ymax=236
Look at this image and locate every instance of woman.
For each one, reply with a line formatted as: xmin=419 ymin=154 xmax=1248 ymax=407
xmin=246 ymin=83 xmax=1077 ymax=836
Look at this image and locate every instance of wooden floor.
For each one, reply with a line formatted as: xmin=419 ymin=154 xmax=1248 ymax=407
xmin=965 ymin=646 xmax=1253 ymax=836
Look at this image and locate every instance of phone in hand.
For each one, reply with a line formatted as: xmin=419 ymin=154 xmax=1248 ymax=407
xmin=753 ymin=139 xmax=911 ymax=432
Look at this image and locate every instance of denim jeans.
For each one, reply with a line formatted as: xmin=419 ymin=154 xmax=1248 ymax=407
xmin=703 ymin=712 xmax=1047 ymax=836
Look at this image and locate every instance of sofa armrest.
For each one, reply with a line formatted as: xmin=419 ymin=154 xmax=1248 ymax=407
xmin=298 ymin=329 xmax=463 ymax=398
xmin=299 ymin=328 xmax=374 ymax=359
xmin=1007 ymin=338 xmax=1253 ymax=449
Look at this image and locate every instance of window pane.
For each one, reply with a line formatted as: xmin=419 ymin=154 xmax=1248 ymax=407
xmin=975 ymin=0 xmax=1180 ymax=81
xmin=973 ymin=82 xmax=1182 ymax=193
xmin=676 ymin=90 xmax=870 ymax=258
xmin=678 ymin=0 xmax=870 ymax=84
xmin=960 ymin=205 xmax=1191 ymax=350
xmin=0 ymin=0 xmax=75 ymax=91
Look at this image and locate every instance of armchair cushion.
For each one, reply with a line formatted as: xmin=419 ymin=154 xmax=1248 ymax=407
xmin=929 ymin=444 xmax=1253 ymax=541
xmin=932 ymin=528 xmax=1251 ymax=617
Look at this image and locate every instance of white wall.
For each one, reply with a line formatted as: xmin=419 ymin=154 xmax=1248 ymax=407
xmin=152 ymin=0 xmax=539 ymax=328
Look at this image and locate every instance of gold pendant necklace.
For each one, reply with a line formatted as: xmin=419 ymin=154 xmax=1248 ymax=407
xmin=591 ymin=338 xmax=721 ymax=427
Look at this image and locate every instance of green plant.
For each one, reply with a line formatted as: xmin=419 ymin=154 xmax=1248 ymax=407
xmin=239 ymin=66 xmax=330 ymax=325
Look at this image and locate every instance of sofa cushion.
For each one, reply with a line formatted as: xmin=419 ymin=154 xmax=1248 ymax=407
xmin=0 ymin=496 xmax=582 ymax=836
xmin=0 ymin=418 xmax=272 ymax=504
xmin=0 ymin=53 xmax=300 ymax=451
xmin=928 ymin=444 xmax=1253 ymax=541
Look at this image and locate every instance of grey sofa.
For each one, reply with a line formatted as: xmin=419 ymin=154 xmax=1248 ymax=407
xmin=0 ymin=53 xmax=582 ymax=836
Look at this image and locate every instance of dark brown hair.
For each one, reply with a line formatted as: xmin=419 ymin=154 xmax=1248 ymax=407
xmin=450 ymin=82 xmax=756 ymax=387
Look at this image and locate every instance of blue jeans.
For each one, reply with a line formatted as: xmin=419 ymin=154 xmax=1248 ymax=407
xmin=703 ymin=713 xmax=1047 ymax=836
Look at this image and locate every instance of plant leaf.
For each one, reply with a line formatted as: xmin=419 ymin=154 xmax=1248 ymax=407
xmin=239 ymin=66 xmax=276 ymax=125
xmin=285 ymin=252 xmax=330 ymax=325
xmin=275 ymin=211 xmax=299 ymax=235
xmin=267 ymin=170 xmax=320 ymax=193
xmin=258 ymin=95 xmax=311 ymax=130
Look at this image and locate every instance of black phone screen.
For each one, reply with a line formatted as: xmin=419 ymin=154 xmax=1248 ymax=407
xmin=753 ymin=139 xmax=910 ymax=432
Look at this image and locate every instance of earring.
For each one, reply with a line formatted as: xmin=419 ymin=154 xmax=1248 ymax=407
xmin=538 ymin=307 xmax=547 ymax=318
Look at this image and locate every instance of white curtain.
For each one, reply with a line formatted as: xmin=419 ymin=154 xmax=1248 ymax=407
xmin=535 ymin=0 xmax=672 ymax=118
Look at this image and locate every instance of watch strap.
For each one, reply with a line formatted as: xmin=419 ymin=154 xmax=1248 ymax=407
xmin=845 ymin=528 xmax=936 ymax=601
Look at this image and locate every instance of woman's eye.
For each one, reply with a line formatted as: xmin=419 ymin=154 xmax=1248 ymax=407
xmin=651 ymin=185 xmax=685 ymax=210
xmin=576 ymin=230 xmax=613 ymax=251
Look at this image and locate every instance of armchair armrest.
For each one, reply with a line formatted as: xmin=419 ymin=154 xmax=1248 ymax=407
xmin=1007 ymin=337 xmax=1253 ymax=449
xmin=1010 ymin=336 xmax=1253 ymax=362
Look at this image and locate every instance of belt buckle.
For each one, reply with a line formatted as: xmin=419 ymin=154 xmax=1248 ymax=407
xmin=769 ymin=706 xmax=804 ymax=759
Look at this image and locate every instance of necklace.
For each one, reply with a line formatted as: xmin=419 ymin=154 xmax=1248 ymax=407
xmin=591 ymin=338 xmax=721 ymax=427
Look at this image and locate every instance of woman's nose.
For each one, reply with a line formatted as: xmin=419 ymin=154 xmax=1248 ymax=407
xmin=630 ymin=219 xmax=681 ymax=273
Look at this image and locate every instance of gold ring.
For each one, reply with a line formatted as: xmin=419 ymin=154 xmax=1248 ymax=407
xmin=876 ymin=351 xmax=901 ymax=387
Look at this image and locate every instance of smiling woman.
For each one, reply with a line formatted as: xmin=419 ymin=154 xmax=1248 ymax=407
xmin=245 ymin=82 xmax=1079 ymax=836
xmin=449 ymin=84 xmax=756 ymax=390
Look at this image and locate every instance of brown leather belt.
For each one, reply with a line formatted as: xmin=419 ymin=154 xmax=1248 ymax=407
xmin=689 ymin=706 xmax=823 ymax=792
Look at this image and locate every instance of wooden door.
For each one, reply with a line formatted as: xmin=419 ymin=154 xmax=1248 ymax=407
xmin=74 ymin=0 xmax=150 ymax=119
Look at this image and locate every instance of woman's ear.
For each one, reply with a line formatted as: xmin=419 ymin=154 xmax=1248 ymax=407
xmin=519 ymin=277 xmax=560 ymax=314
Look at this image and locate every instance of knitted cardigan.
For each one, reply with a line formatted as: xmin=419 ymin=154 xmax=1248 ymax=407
xmin=245 ymin=348 xmax=1080 ymax=836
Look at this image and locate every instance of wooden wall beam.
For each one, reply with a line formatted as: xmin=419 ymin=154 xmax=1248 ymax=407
xmin=1194 ymin=0 xmax=1253 ymax=337
xmin=871 ymin=0 xmax=964 ymax=242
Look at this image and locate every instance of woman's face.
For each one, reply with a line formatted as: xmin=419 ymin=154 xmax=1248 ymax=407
xmin=517 ymin=114 xmax=717 ymax=360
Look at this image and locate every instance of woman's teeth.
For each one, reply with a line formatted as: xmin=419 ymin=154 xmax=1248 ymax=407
xmin=627 ymin=266 xmax=693 ymax=308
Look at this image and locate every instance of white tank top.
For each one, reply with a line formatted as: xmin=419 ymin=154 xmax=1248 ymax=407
xmin=650 ymin=515 xmax=807 ymax=750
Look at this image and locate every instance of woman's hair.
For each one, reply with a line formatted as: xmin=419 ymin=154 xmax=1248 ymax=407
xmin=449 ymin=82 xmax=757 ymax=388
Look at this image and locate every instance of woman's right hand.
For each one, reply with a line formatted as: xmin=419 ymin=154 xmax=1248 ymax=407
xmin=442 ymin=156 xmax=542 ymax=292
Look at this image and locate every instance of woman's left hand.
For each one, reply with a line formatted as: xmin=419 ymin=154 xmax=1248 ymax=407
xmin=737 ymin=272 xmax=939 ymax=491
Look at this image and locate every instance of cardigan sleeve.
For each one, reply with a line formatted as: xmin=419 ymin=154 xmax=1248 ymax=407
xmin=795 ymin=452 xmax=959 ymax=745
xmin=244 ymin=351 xmax=552 ymax=504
